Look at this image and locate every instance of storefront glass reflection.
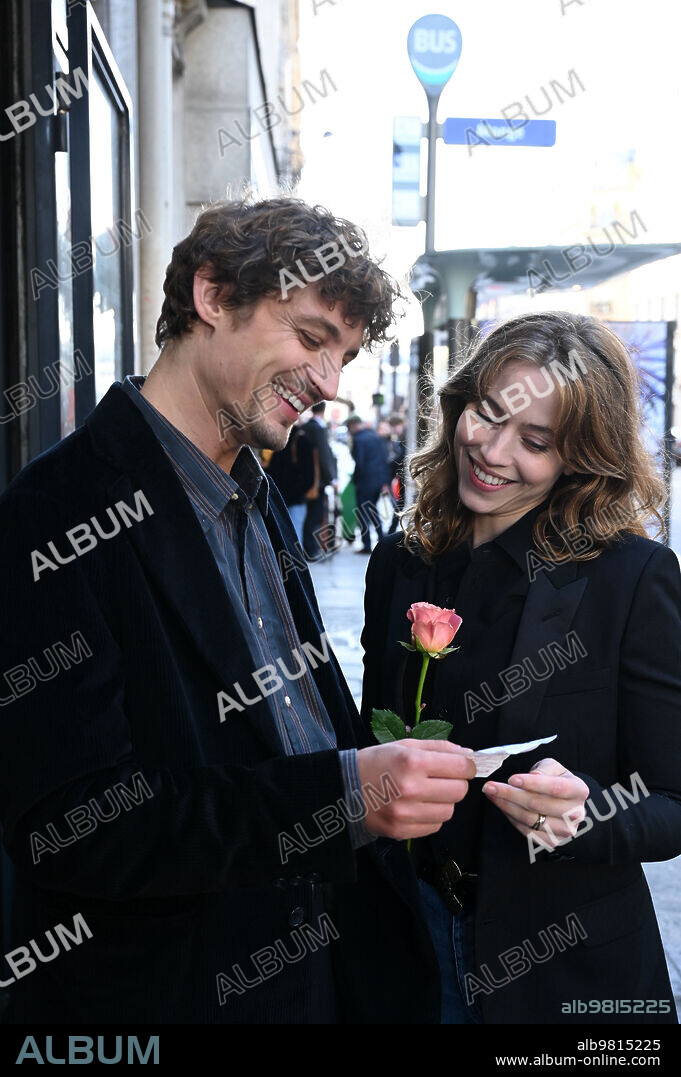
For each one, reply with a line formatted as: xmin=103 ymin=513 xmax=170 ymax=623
xmin=54 ymin=150 xmax=76 ymax=437
xmin=89 ymin=68 xmax=122 ymax=402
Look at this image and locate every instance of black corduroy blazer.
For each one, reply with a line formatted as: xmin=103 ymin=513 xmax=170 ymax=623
xmin=0 ymin=384 xmax=439 ymax=1025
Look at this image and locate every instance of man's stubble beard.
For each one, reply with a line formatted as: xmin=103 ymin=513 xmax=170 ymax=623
xmin=248 ymin=413 xmax=292 ymax=453
xmin=218 ymin=394 xmax=291 ymax=454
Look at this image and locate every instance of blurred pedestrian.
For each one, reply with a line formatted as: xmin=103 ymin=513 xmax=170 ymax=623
xmin=263 ymin=424 xmax=315 ymax=543
xmin=346 ymin=414 xmax=390 ymax=553
xmin=302 ymin=401 xmax=338 ymax=558
xmin=387 ymin=413 xmax=407 ymax=534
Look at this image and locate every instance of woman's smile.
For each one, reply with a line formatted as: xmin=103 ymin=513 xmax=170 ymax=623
xmin=466 ymin=453 xmax=517 ymax=492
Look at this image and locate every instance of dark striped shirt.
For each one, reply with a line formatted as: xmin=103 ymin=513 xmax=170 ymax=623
xmin=122 ymin=376 xmax=370 ymax=848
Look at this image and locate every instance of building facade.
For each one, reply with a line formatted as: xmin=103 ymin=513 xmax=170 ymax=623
xmin=0 ymin=0 xmax=301 ymax=489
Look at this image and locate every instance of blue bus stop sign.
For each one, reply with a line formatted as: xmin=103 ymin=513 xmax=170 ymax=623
xmin=443 ymin=117 xmax=557 ymax=148
xmin=407 ymin=14 xmax=462 ymax=99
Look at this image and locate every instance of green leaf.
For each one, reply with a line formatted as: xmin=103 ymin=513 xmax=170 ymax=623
xmin=413 ymin=638 xmax=459 ymax=658
xmin=371 ymin=709 xmax=408 ymax=743
xmin=410 ymin=720 xmax=453 ymax=740
xmin=397 ymin=640 xmax=416 ymax=652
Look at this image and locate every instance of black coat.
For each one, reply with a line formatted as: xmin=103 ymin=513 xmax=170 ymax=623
xmin=265 ymin=427 xmax=315 ymax=506
xmin=0 ymin=384 xmax=439 ymax=1025
xmin=351 ymin=428 xmax=390 ymax=492
xmin=361 ymin=529 xmax=681 ymax=1024
xmin=301 ymin=418 xmax=337 ymax=489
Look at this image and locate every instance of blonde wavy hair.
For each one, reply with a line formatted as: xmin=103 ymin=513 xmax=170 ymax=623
xmin=402 ymin=311 xmax=666 ymax=563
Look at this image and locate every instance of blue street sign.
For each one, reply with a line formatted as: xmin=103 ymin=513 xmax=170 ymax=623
xmin=443 ymin=117 xmax=556 ymax=148
xmin=407 ymin=14 xmax=462 ymax=99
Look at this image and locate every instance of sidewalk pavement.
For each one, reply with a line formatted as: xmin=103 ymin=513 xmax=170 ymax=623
xmin=308 ymin=541 xmax=368 ymax=708
xmin=309 ymin=540 xmax=681 ymax=1019
xmin=643 ymin=862 xmax=681 ymax=1015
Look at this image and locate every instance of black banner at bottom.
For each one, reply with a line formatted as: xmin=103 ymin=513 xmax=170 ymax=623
xmin=0 ymin=1022 xmax=678 ymax=1067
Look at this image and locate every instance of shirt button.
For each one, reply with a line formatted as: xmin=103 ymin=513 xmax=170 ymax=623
xmin=230 ymin=493 xmax=239 ymax=501
xmin=288 ymin=906 xmax=305 ymax=928
xmin=257 ymin=617 xmax=263 ymax=629
xmin=284 ymin=695 xmax=291 ymax=707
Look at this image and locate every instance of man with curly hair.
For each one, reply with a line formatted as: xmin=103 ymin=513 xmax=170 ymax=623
xmin=0 ymin=198 xmax=474 ymax=1024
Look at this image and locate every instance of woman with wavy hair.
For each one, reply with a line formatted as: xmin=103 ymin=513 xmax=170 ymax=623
xmin=360 ymin=310 xmax=681 ymax=1025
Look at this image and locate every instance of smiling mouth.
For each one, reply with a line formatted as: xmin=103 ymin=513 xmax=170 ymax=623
xmin=272 ymin=382 xmax=308 ymax=415
xmin=468 ymin=453 xmax=516 ymax=489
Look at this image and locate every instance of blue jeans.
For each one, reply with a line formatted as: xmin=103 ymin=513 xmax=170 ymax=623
xmin=355 ymin=486 xmax=384 ymax=550
xmin=418 ymin=878 xmax=484 ymax=1025
xmin=288 ymin=503 xmax=306 ymax=544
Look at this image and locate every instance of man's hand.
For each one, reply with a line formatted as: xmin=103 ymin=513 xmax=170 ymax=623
xmin=356 ymin=740 xmax=476 ymax=841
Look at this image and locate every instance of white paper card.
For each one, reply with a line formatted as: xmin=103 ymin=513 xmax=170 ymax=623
xmin=471 ymin=734 xmax=557 ymax=778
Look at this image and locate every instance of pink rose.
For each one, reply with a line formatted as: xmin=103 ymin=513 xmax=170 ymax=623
xmin=407 ymin=602 xmax=463 ymax=655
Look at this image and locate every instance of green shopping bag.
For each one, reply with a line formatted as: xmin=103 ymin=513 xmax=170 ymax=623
xmin=340 ymin=479 xmax=357 ymax=542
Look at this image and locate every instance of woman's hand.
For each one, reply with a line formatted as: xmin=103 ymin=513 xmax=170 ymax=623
xmin=482 ymin=757 xmax=590 ymax=844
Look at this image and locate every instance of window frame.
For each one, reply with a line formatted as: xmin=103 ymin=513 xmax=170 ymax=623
xmin=68 ymin=2 xmax=135 ymax=425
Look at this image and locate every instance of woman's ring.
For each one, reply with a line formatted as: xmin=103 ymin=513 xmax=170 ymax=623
xmin=531 ymin=813 xmax=547 ymax=831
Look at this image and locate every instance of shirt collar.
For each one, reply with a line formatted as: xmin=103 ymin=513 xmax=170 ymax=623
xmin=231 ymin=444 xmax=270 ymax=518
xmin=122 ymin=376 xmax=269 ymax=521
xmin=483 ymin=497 xmax=551 ymax=570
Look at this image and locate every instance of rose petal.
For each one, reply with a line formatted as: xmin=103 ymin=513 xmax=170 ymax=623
xmin=408 ymin=603 xmax=463 ymax=653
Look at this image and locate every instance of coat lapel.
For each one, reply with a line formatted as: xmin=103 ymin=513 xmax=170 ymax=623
xmin=388 ymin=554 xmax=431 ymax=720
xmin=85 ymin=386 xmax=286 ymax=758
xmin=385 ymin=531 xmax=589 ymax=742
xmin=104 ymin=461 xmax=287 ymax=758
xmin=496 ymin=564 xmax=588 ymax=743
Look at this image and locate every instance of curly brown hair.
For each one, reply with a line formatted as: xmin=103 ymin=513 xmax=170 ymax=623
xmin=403 ymin=311 xmax=666 ymax=563
xmin=155 ymin=197 xmax=401 ymax=350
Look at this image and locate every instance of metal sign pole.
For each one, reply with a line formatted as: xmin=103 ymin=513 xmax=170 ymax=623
xmin=425 ymin=96 xmax=439 ymax=253
xmin=664 ymin=320 xmax=676 ymax=545
xmin=405 ymin=15 xmax=462 ymax=458
xmin=407 ymin=13 xmax=462 ymax=254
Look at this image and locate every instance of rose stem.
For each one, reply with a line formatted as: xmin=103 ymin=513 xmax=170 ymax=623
xmin=414 ymin=654 xmax=430 ymax=728
xmin=408 ymin=653 xmax=431 ymax=855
